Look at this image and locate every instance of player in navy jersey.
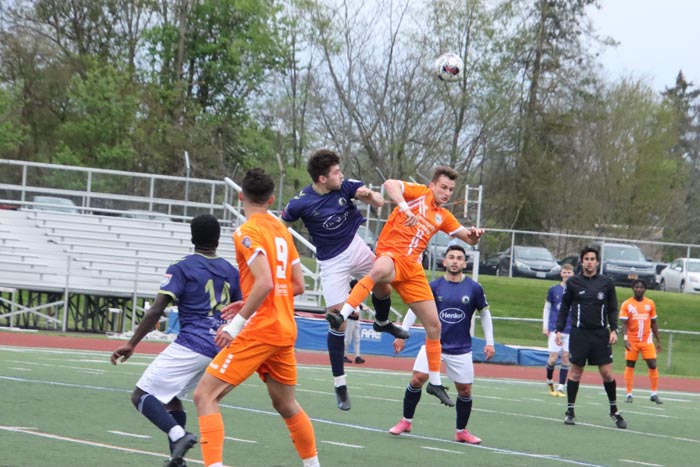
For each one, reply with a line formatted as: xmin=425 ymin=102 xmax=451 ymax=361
xmin=388 ymin=245 xmax=494 ymax=444
xmin=543 ymin=263 xmax=574 ymax=397
xmin=110 ymin=214 xmax=242 ymax=467
xmin=281 ymin=149 xmax=393 ymax=411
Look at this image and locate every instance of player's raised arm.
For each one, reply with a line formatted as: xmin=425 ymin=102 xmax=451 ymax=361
xmin=354 ymin=185 xmax=385 ymax=208
xmin=453 ymin=226 xmax=484 ymax=246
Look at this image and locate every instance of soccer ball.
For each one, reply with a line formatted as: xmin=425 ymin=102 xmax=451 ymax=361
xmin=434 ymin=52 xmax=463 ymax=82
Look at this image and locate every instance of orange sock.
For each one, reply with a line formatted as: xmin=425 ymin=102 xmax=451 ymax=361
xmin=624 ymin=367 xmax=634 ymax=394
xmin=199 ymin=413 xmax=224 ymax=467
xmin=426 ymin=338 xmax=442 ymax=373
xmin=649 ymin=368 xmax=659 ymax=392
xmin=284 ymin=409 xmax=317 ymax=460
xmin=346 ymin=276 xmax=375 ymax=309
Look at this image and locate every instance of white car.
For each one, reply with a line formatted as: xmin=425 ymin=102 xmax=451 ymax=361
xmin=660 ymin=258 xmax=700 ymax=294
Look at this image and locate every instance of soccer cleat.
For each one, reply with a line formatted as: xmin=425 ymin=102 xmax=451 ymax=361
xmin=389 ymin=418 xmax=412 ymax=435
xmin=354 ymin=356 xmax=365 ymax=364
xmin=335 ymin=385 xmax=351 ymax=411
xmin=611 ymin=411 xmax=627 ymax=429
xmin=326 ymin=310 xmax=344 ymax=331
xmin=343 ymin=356 xmax=353 ymax=363
xmin=166 ymin=432 xmax=197 ymax=467
xmin=455 ymin=429 xmax=482 ymax=445
xmin=564 ymin=410 xmax=576 ymax=425
xmin=546 ymin=381 xmax=555 ymax=394
xmin=625 ymin=394 xmax=633 ymax=403
xmin=556 ymin=389 xmax=566 ymax=397
xmin=162 ymin=458 xmax=187 ymax=467
xmin=650 ymin=394 xmax=663 ymax=405
xmin=373 ymin=321 xmax=410 ymax=339
xmin=426 ymin=383 xmax=455 ymax=407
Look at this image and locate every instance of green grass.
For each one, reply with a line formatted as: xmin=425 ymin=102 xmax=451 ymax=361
xmin=1 ymin=345 xmax=699 ymax=467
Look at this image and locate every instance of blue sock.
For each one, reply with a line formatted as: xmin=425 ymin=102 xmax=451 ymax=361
xmin=456 ymin=395 xmax=473 ymax=430
xmin=371 ymin=294 xmax=391 ymax=322
xmin=168 ymin=409 xmax=187 ymax=454
xmin=546 ymin=363 xmax=555 ymax=381
xmin=135 ymin=394 xmax=178 ymax=434
xmin=403 ymin=384 xmax=422 ymax=419
xmin=327 ymin=329 xmax=346 ymax=378
xmin=559 ymin=365 xmax=569 ymax=386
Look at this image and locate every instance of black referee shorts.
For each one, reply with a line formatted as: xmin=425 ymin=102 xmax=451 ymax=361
xmin=569 ymin=327 xmax=613 ymax=367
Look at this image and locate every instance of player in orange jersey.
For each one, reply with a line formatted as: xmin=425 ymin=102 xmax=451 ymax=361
xmin=619 ymin=279 xmax=663 ymax=404
xmin=327 ymin=166 xmax=483 ymax=406
xmin=192 ymin=169 xmax=320 ymax=467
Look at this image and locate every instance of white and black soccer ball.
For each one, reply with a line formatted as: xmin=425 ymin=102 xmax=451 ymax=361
xmin=434 ymin=52 xmax=463 ymax=82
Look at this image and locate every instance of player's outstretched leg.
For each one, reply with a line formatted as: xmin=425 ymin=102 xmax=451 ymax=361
xmin=426 ymin=383 xmax=454 ymax=407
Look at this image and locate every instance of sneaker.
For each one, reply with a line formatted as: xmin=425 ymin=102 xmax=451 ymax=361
xmin=335 ymin=385 xmax=351 ymax=411
xmin=326 ymin=310 xmax=344 ymax=331
xmin=373 ymin=321 xmax=410 ymax=339
xmin=426 ymin=383 xmax=455 ymax=407
xmin=455 ymin=429 xmax=482 ymax=445
xmin=625 ymin=394 xmax=633 ymax=403
xmin=610 ymin=411 xmax=627 ymax=429
xmin=166 ymin=432 xmax=197 ymax=467
xmin=389 ymin=418 xmax=412 ymax=435
xmin=564 ymin=410 xmax=575 ymax=425
xmin=556 ymin=389 xmax=566 ymax=398
xmin=354 ymin=356 xmax=365 ymax=364
xmin=343 ymin=356 xmax=353 ymax=363
xmin=650 ymin=394 xmax=663 ymax=405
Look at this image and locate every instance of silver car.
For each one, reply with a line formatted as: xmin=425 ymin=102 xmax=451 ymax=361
xmin=660 ymin=258 xmax=700 ymax=294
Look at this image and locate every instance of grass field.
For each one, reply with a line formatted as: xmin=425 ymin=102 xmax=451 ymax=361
xmin=2 ymin=344 xmax=699 ymax=467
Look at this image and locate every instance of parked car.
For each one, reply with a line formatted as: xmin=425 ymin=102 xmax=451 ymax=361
xmin=478 ymin=254 xmax=502 ymax=276
xmin=588 ymin=241 xmax=656 ymax=287
xmin=496 ymin=246 xmax=561 ymax=279
xmin=422 ymin=231 xmax=475 ymax=271
xmin=121 ymin=209 xmax=173 ymax=222
xmin=30 ymin=195 xmax=79 ymax=213
xmin=659 ymin=258 xmax=700 ymax=294
xmin=356 ymin=224 xmax=376 ymax=251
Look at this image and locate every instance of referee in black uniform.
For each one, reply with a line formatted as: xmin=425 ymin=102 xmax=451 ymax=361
xmin=555 ymin=246 xmax=627 ymax=429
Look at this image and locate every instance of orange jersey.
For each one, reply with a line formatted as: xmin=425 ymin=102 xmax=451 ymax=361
xmin=375 ymin=182 xmax=463 ymax=263
xmin=619 ymin=296 xmax=657 ymax=344
xmin=233 ymin=212 xmax=300 ymax=346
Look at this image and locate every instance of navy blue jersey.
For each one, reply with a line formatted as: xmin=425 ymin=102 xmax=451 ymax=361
xmin=430 ymin=276 xmax=488 ymax=355
xmin=546 ymin=284 xmax=572 ymax=333
xmin=281 ymin=179 xmax=366 ymax=260
xmin=158 ymin=253 xmax=242 ymax=358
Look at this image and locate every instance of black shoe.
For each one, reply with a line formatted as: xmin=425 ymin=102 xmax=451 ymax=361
xmin=373 ymin=321 xmax=410 ymax=339
xmin=162 ymin=458 xmax=187 ymax=467
xmin=564 ymin=410 xmax=576 ymax=425
xmin=335 ymin=385 xmax=351 ymax=411
xmin=426 ymin=383 xmax=454 ymax=407
xmin=611 ymin=411 xmax=627 ymax=429
xmin=326 ymin=310 xmax=344 ymax=330
xmin=625 ymin=394 xmax=633 ymax=403
xmin=650 ymin=395 xmax=663 ymax=405
xmin=343 ymin=356 xmax=353 ymax=363
xmin=167 ymin=432 xmax=197 ymax=467
xmin=354 ymin=356 xmax=365 ymax=364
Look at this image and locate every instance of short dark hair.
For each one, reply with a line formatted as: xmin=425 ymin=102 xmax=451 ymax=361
xmin=242 ymin=168 xmax=274 ymax=204
xmin=445 ymin=244 xmax=466 ymax=257
xmin=307 ymin=149 xmax=340 ymax=183
xmin=431 ymin=166 xmax=459 ymax=183
xmin=632 ymin=279 xmax=648 ymax=289
xmin=191 ymin=214 xmax=220 ymax=248
xmin=580 ymin=246 xmax=599 ymax=262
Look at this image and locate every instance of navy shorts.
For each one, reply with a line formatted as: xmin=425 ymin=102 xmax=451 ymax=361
xmin=569 ymin=328 xmax=613 ymax=367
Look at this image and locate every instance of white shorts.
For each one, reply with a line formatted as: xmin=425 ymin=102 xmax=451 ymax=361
xmin=413 ymin=345 xmax=474 ymax=384
xmin=318 ymin=235 xmax=376 ymax=307
xmin=136 ymin=342 xmax=212 ymax=404
xmin=547 ymin=332 xmax=570 ymax=353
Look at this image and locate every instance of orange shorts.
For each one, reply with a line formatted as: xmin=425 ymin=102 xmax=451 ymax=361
xmin=625 ymin=341 xmax=657 ymax=361
xmin=377 ymin=251 xmax=433 ymax=304
xmin=207 ymin=333 xmax=297 ymax=387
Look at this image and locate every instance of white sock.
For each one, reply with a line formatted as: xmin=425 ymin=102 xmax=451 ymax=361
xmin=168 ymin=425 xmax=186 ymax=442
xmin=302 ymin=455 xmax=320 ymax=467
xmin=206 ymin=463 xmax=224 ymax=467
xmin=428 ymin=371 xmax=442 ymax=386
xmin=334 ymin=375 xmax=347 ymax=387
xmin=339 ymin=304 xmax=355 ymax=319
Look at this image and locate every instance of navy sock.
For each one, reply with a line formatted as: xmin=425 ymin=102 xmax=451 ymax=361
xmin=403 ymin=384 xmax=422 ymax=419
xmin=327 ymin=329 xmax=346 ymax=377
xmin=135 ymin=394 xmax=178 ymax=434
xmin=456 ymin=395 xmax=472 ymax=430
xmin=559 ymin=365 xmax=569 ymax=386
xmin=371 ymin=294 xmax=391 ymax=322
xmin=603 ymin=380 xmax=618 ymax=413
xmin=168 ymin=410 xmax=187 ymax=454
xmin=546 ymin=363 xmax=555 ymax=381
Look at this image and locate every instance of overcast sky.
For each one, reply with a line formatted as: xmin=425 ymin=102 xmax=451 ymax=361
xmin=589 ymin=1 xmax=700 ymax=92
